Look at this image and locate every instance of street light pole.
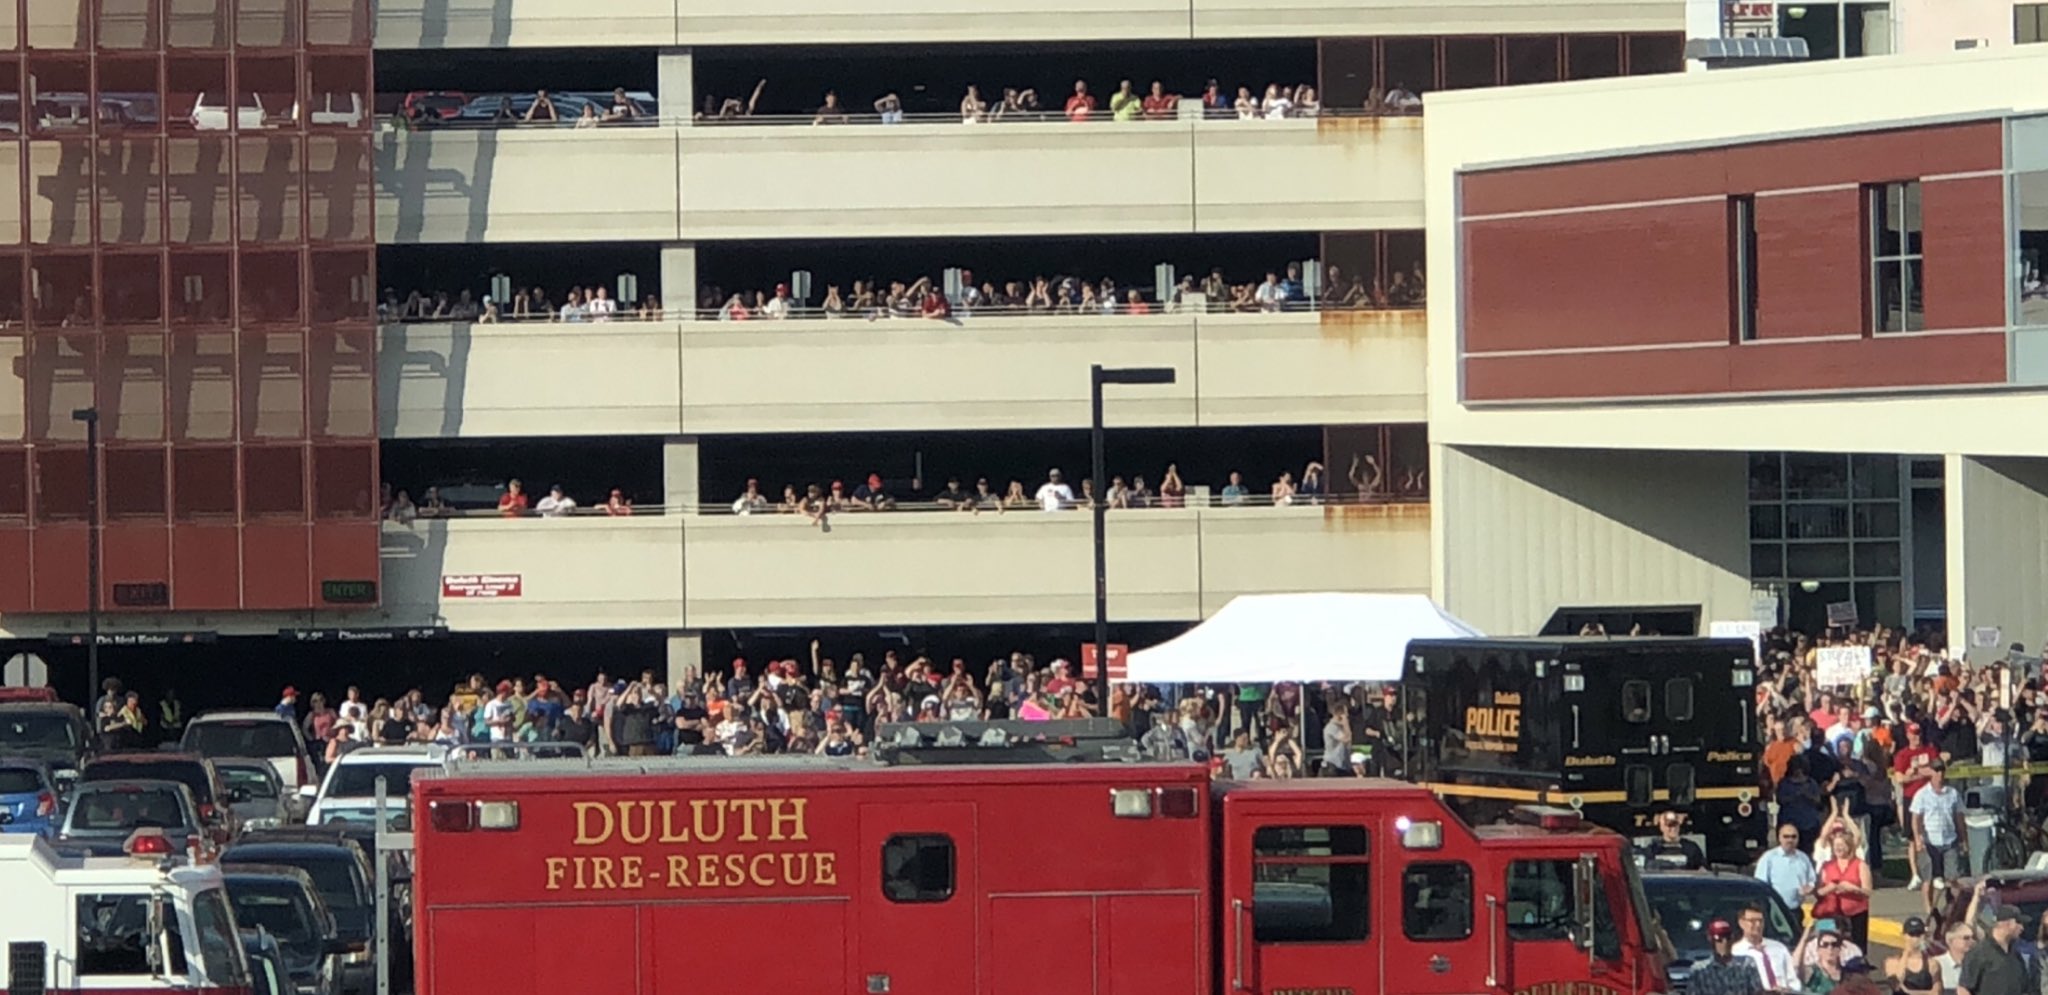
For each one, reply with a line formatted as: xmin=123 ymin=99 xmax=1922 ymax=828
xmin=1089 ymin=365 xmax=1176 ymax=712
xmin=71 ymin=407 xmax=100 ymax=701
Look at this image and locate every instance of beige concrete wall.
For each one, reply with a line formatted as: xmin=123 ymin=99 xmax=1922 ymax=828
xmin=374 ymin=0 xmax=677 ymax=48
xmin=1895 ymin=0 xmax=2015 ymax=53
xmin=373 ymin=120 xmax=1420 ymax=243
xmin=1198 ymin=504 xmax=1431 ymax=614
xmin=1194 ymin=0 xmax=1681 ymax=37
xmin=376 ymin=0 xmax=1678 ymax=47
xmin=1425 ymin=46 xmax=2048 ymax=458
xmin=379 ymin=323 xmax=684 ymax=439
xmin=379 ymin=312 xmax=1424 ymax=438
xmin=1193 ymin=118 xmax=1424 ymax=232
xmin=1433 ymin=445 xmax=1752 ymax=635
xmin=1950 ymin=455 xmax=2048 ymax=662
xmin=374 ymin=129 xmax=680 ymax=244
xmin=1194 ymin=310 xmax=1426 ymax=426
xmin=378 ymin=516 xmax=687 ymax=632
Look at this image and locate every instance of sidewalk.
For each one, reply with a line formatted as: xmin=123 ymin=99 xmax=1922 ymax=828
xmin=1867 ymin=883 xmax=1919 ymax=948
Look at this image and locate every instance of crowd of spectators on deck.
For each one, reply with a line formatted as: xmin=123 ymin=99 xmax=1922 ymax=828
xmin=696 ymin=77 xmax=1422 ymax=124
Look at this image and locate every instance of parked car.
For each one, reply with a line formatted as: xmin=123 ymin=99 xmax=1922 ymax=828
xmin=214 ymin=757 xmax=300 ymax=831
xmin=1938 ymin=868 xmax=2048 ymax=936
xmin=223 ymin=864 xmax=348 ymax=995
xmin=241 ymin=926 xmax=293 ymax=995
xmin=0 ymin=700 xmax=93 ymax=785
xmin=225 ymin=830 xmax=379 ymax=995
xmin=1641 ymin=869 xmax=1800 ymax=992
xmin=191 ymin=90 xmax=266 ymax=130
xmin=399 ymin=89 xmax=467 ymax=122
xmin=304 ymin=744 xmax=443 ymax=828
xmin=56 ymin=779 xmax=209 ymax=857
xmin=0 ymin=757 xmax=61 ymax=837
xmin=182 ymin=709 xmax=317 ymax=793
xmin=80 ymin=752 xmax=237 ymax=845
xmin=452 ymin=91 xmax=606 ymax=124
xmin=301 ymin=90 xmax=365 ymax=127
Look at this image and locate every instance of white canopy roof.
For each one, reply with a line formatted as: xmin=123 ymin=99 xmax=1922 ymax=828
xmin=1125 ymin=592 xmax=1484 ymax=685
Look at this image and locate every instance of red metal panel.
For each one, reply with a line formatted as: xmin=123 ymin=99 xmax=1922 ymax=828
xmin=990 ymin=895 xmax=1095 ymax=995
xmin=1921 ymin=175 xmax=2008 ymax=331
xmin=1721 ymin=122 xmax=2003 ymax=192
xmin=1103 ymin=893 xmax=1203 ymax=995
xmin=647 ymin=903 xmax=848 ymax=995
xmin=239 ymin=521 xmax=309 ymax=609
xmin=1753 ymin=189 xmax=1864 ymax=339
xmin=1460 ymin=147 xmax=1730 ymax=216
xmin=0 ymin=526 xmax=28 ymax=611
xmin=1465 ymin=331 xmax=2006 ymax=402
xmin=29 ymin=524 xmax=89 ymax=612
xmin=425 ymin=906 xmax=637 ymax=995
xmin=310 ymin=520 xmax=378 ymax=604
xmin=169 ymin=523 xmax=240 ymax=610
xmin=1727 ymin=332 xmax=2005 ymax=393
xmin=100 ymin=522 xmax=170 ymax=611
xmin=1463 ymin=201 xmax=1730 ymax=353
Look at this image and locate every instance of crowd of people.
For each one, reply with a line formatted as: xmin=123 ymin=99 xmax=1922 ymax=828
xmin=378 ymin=285 xmax=665 ymax=324
xmin=695 ymin=77 xmax=1423 ymax=124
xmin=726 ymin=458 xmax=1424 ymax=520
xmin=700 ymin=261 xmax=1424 ymax=322
xmin=376 ymin=480 xmax=639 ymax=521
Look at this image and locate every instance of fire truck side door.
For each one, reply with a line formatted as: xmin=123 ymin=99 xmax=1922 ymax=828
xmin=1498 ymin=851 xmax=1629 ymax=993
xmin=1384 ymin=849 xmax=1488 ymax=994
xmin=1222 ymin=818 xmax=1378 ymax=994
xmin=858 ymin=802 xmax=978 ymax=995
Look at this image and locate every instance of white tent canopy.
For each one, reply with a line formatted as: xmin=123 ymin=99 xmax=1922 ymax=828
xmin=1124 ymin=592 xmax=1484 ymax=685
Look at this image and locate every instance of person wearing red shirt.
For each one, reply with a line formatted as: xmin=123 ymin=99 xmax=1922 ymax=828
xmin=1892 ymin=723 xmax=1938 ymax=799
xmin=1064 ymin=79 xmax=1095 ymax=122
xmin=919 ymin=287 xmax=951 ymax=319
xmin=497 ymin=478 xmax=530 ymax=517
xmin=1141 ymin=80 xmax=1177 ymax=120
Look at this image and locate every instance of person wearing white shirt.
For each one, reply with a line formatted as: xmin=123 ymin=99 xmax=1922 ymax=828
xmin=762 ymin=283 xmax=794 ymax=319
xmin=1731 ymin=903 xmax=1796 ymax=992
xmin=1034 ymin=469 xmax=1075 ymax=512
xmin=535 ymin=485 xmax=577 ymax=518
xmin=586 ymin=286 xmax=617 ymax=322
xmin=558 ymin=289 xmax=587 ymax=323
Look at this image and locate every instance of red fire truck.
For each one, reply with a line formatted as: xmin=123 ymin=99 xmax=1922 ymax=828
xmin=411 ymin=722 xmax=1671 ymax=995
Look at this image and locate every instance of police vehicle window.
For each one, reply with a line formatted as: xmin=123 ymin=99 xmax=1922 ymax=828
xmin=1402 ymin=862 xmax=1474 ymax=941
xmin=1621 ymin=681 xmax=1652 ymax=723
xmin=1666 ymin=763 xmax=1696 ymax=808
xmin=1625 ymin=765 xmax=1653 ymax=807
xmin=881 ymin=834 xmax=955 ymax=903
xmin=1251 ymin=825 xmax=1370 ymax=943
xmin=1664 ymin=678 xmax=1694 ymax=722
xmin=1505 ymin=861 xmax=1620 ymax=958
xmin=75 ymin=894 xmax=182 ymax=975
xmin=189 ymin=888 xmax=248 ymax=988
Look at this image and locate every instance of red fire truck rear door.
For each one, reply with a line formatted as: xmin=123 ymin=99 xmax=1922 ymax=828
xmin=857 ymin=801 xmax=978 ymax=995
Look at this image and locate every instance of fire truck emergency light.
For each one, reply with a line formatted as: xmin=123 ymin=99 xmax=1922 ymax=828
xmin=1395 ymin=816 xmax=1443 ymax=850
xmin=476 ymin=801 xmax=521 ymax=830
xmin=429 ymin=800 xmax=474 ymax=833
xmin=123 ymin=828 xmax=175 ymax=857
xmin=1111 ymin=789 xmax=1152 ymax=819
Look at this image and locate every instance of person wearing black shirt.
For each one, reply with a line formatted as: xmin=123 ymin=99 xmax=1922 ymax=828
xmin=674 ymin=697 xmax=711 ymax=754
xmin=1636 ymin=810 xmax=1708 ymax=870
xmin=615 ymin=686 xmax=657 ymax=757
xmin=556 ymin=704 xmax=595 ymax=751
xmin=934 ymin=478 xmax=971 ymax=510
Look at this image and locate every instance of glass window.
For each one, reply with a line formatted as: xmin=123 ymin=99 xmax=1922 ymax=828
xmin=241 ymin=444 xmax=303 ymax=517
xmin=166 ymin=136 xmax=230 ymax=243
xmin=168 ymin=332 xmax=233 ymax=440
xmin=0 ymin=339 xmax=26 ymax=441
xmin=1624 ymin=765 xmax=1652 ymax=807
xmin=236 ymin=54 xmax=297 ymax=129
xmin=1565 ymin=35 xmax=1622 ymax=80
xmin=97 ymin=139 xmax=164 ymax=243
xmin=2022 ymin=4 xmax=2048 ymax=43
xmin=1664 ymin=678 xmax=1693 ymax=723
xmin=171 ymin=446 xmax=235 ymax=518
xmin=235 ymin=136 xmax=300 ymax=242
xmin=881 ymin=834 xmax=954 ymax=903
xmin=166 ymin=0 xmax=227 ymax=48
xmin=26 ymin=0 xmax=87 ymax=50
xmin=1850 ymin=453 xmax=1899 ymax=498
xmin=1506 ymin=860 xmax=1619 ymax=959
xmin=1380 ymin=38 xmax=1436 ymax=102
xmin=1854 ymin=541 xmax=1902 ymax=577
xmin=1851 ymin=502 xmax=1899 ymax=539
xmin=1732 ymin=195 xmax=1757 ymax=340
xmin=28 ymin=334 xmax=93 ymax=442
xmin=308 ymin=330 xmax=372 ymax=437
xmin=103 ymin=252 xmax=165 ymax=328
xmin=186 ymin=720 xmax=300 ymax=758
xmin=1785 ymin=505 xmax=1849 ymax=540
xmin=1868 ymin=181 xmax=1924 ymax=333
xmin=240 ymin=331 xmax=304 ymax=438
xmin=1749 ymin=504 xmax=1781 ymax=540
xmin=105 ymin=446 xmax=167 ymax=519
xmin=1252 ymin=825 xmax=1369 ymax=943
xmin=239 ymin=250 xmax=302 ymax=325
xmin=1786 ymin=542 xmax=1852 ymax=579
xmin=235 ymin=0 xmax=295 ymax=47
xmin=0 ymin=144 xmax=22 ymax=246
xmin=0 ymin=449 xmax=26 ymax=516
xmin=2017 ymin=171 xmax=2048 ymax=326
xmin=189 ymin=888 xmax=246 ymax=988
xmin=1626 ymin=33 xmax=1685 ymax=75
xmin=311 ymin=443 xmax=371 ymax=518
xmin=305 ymin=0 xmax=367 ymax=46
xmin=96 ymin=56 xmax=160 ymax=129
xmin=1504 ymin=35 xmax=1559 ymax=84
xmin=1783 ymin=453 xmax=1848 ymax=500
xmin=1402 ymin=862 xmax=1473 ymax=940
xmin=1666 ymin=763 xmax=1696 ymax=807
xmin=1748 ymin=453 xmax=1782 ymax=500
xmin=75 ymin=893 xmax=163 ymax=975
xmin=1317 ymin=38 xmax=1374 ymax=112
xmin=97 ymin=0 xmax=160 ymax=49
xmin=1621 ymin=680 xmax=1650 ymax=723
xmin=1440 ymin=37 xmax=1498 ymax=90
xmin=1751 ymin=543 xmax=1784 ymax=579
xmin=27 ymin=139 xmax=92 ymax=244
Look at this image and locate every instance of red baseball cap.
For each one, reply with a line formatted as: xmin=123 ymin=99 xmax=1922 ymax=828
xmin=281 ymin=686 xmax=297 ymax=697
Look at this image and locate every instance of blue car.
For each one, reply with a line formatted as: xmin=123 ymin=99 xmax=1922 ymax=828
xmin=0 ymin=758 xmax=60 ymax=837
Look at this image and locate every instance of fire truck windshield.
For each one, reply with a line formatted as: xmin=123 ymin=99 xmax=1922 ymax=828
xmin=190 ymin=888 xmax=250 ymax=988
xmin=0 ymin=713 xmax=77 ymax=750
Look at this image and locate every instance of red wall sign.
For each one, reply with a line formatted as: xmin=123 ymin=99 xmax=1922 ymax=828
xmin=1080 ymin=643 xmax=1130 ymax=681
xmin=442 ymin=574 xmax=524 ymax=599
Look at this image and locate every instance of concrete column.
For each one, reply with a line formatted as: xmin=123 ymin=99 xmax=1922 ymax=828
xmin=660 ymin=242 xmax=698 ymax=317
xmin=666 ymin=630 xmax=703 ymax=691
xmin=664 ymin=435 xmax=700 ymax=514
xmin=1946 ymin=454 xmax=2048 ymax=662
xmin=657 ymin=47 xmax=694 ymax=124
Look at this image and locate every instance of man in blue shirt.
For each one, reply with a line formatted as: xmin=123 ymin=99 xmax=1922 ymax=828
xmin=1754 ymin=821 xmax=1817 ymax=923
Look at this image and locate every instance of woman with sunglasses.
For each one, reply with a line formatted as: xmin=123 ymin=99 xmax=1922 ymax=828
xmin=1791 ymin=919 xmax=1852 ymax=993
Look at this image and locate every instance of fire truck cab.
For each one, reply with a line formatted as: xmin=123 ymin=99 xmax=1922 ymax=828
xmin=410 ymin=721 xmax=1668 ymax=995
xmin=0 ymin=829 xmax=252 ymax=993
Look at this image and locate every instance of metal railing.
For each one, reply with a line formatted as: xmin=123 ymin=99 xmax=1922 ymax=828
xmin=378 ymin=487 xmax=1429 ymax=521
xmin=387 ymin=101 xmax=1420 ymax=132
xmin=377 ymin=295 xmax=1426 ymax=325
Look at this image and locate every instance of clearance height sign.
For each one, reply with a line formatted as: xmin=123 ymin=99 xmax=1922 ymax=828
xmin=541 ymin=797 xmax=841 ymax=893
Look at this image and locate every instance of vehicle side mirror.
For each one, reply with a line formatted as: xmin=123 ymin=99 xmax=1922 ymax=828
xmin=1572 ymin=854 xmax=1599 ymax=953
xmin=298 ymin=785 xmax=319 ymax=800
xmin=228 ymin=787 xmax=249 ymax=804
xmin=326 ymin=938 xmax=353 ymax=956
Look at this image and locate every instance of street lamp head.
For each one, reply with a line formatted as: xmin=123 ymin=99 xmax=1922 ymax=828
xmin=71 ymin=407 xmax=98 ymax=423
xmin=1095 ymin=366 xmax=1177 ymax=386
